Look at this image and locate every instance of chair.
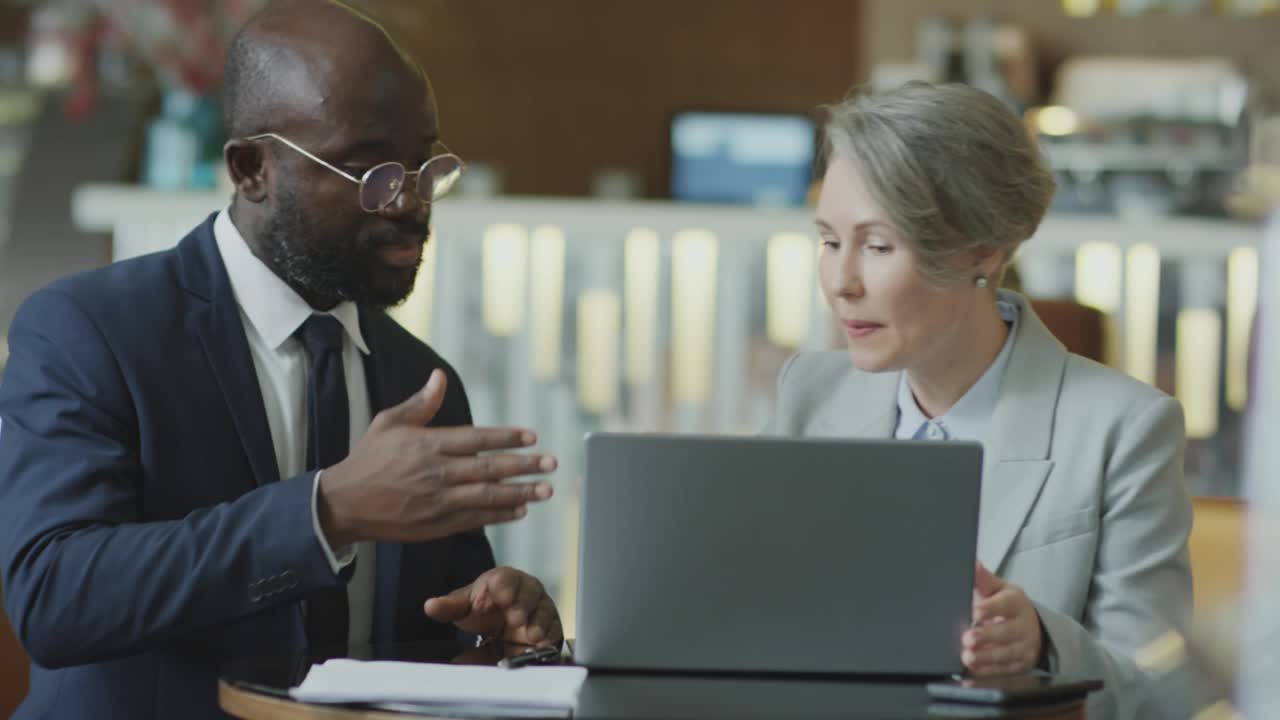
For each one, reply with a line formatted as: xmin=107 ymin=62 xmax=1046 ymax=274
xmin=1187 ymin=496 xmax=1246 ymax=619
xmin=0 ymin=582 xmax=29 ymax=717
xmin=1029 ymin=299 xmax=1106 ymax=363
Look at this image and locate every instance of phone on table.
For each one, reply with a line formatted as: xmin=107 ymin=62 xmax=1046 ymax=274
xmin=926 ymin=672 xmax=1102 ymax=706
xmin=497 ymin=645 xmax=563 ymax=669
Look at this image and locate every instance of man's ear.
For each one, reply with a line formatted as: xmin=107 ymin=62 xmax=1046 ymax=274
xmin=224 ymin=139 xmax=269 ymax=203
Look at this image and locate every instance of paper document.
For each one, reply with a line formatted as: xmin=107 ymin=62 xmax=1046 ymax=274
xmin=290 ymin=659 xmax=588 ymax=715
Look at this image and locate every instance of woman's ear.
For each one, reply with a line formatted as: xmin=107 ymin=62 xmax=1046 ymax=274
xmin=971 ymin=245 xmax=1006 ymax=283
xmin=223 ymin=139 xmax=269 ymax=203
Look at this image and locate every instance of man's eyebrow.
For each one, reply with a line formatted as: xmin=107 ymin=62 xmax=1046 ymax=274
xmin=331 ymin=135 xmax=438 ymax=162
xmin=331 ymin=138 xmax=393 ymax=159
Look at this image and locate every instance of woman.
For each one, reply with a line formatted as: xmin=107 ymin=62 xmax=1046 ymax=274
xmin=768 ymin=82 xmax=1191 ymax=720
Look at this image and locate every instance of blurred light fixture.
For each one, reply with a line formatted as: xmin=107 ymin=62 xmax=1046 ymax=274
xmin=387 ymin=232 xmax=438 ymax=342
xmin=1177 ymin=309 xmax=1222 ymax=439
xmin=482 ymin=223 xmax=528 ymax=337
xmin=624 ymin=228 xmax=661 ymax=386
xmin=1124 ymin=244 xmax=1160 ymax=384
xmin=1029 ymin=105 xmax=1081 ymax=136
xmin=1075 ymin=242 xmax=1123 ymax=313
xmin=1227 ymin=246 xmax=1259 ymax=411
xmin=1061 ymin=0 xmax=1103 ymax=17
xmin=530 ymin=225 xmax=566 ymax=381
xmin=1077 ymin=242 xmax=1124 ymax=367
xmin=576 ymin=290 xmax=621 ymax=414
xmin=671 ymin=229 xmax=718 ymax=405
xmin=766 ymin=232 xmax=816 ymax=348
xmin=558 ymin=494 xmax=581 ymax=641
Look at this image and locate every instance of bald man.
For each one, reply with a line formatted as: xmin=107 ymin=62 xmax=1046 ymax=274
xmin=0 ymin=3 xmax=562 ymax=718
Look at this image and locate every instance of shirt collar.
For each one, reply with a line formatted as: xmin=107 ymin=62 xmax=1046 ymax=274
xmin=896 ymin=292 xmax=1019 ymax=442
xmin=213 ymin=209 xmax=370 ymax=355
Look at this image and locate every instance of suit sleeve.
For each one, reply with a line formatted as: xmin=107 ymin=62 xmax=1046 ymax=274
xmin=1036 ymin=395 xmax=1193 ymax=720
xmin=0 ymin=289 xmax=341 ymax=668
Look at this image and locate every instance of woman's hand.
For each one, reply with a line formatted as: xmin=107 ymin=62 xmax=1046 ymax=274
xmin=962 ymin=562 xmax=1044 ymax=676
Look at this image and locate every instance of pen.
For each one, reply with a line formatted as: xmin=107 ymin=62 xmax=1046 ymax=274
xmin=498 ymin=646 xmax=561 ymax=669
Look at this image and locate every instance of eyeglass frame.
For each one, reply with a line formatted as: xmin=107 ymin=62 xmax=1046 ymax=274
xmin=242 ymin=132 xmax=464 ymax=213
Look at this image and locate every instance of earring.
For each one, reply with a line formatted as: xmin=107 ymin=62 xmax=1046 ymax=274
xmin=975 ymin=276 xmax=989 ymax=289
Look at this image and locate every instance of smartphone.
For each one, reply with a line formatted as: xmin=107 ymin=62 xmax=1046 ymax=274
xmin=496 ymin=645 xmax=562 ymax=669
xmin=926 ymin=673 xmax=1103 ymax=706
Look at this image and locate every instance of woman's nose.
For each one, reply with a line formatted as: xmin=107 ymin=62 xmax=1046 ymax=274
xmin=834 ymin=254 xmax=865 ymax=299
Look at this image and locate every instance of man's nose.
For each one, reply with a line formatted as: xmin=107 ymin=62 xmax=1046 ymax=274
xmin=379 ymin=175 xmax=430 ymax=223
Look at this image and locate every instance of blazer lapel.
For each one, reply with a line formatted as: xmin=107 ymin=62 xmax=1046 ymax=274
xmin=816 ymin=369 xmax=901 ymax=439
xmin=975 ymin=295 xmax=1067 ymax=574
xmin=178 ymin=219 xmax=279 ymax=489
xmin=977 ymin=460 xmax=1053 ymax=573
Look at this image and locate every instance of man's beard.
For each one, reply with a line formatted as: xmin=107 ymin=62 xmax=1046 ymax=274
xmin=260 ymin=189 xmax=424 ymax=308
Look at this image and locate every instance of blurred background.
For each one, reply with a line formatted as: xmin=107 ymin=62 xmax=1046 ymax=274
xmin=1 ymin=0 xmax=1279 ymax=716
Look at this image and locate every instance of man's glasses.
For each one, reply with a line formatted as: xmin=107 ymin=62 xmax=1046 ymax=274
xmin=244 ymin=132 xmax=464 ymax=213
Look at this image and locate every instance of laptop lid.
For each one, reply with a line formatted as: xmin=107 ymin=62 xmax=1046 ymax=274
xmin=574 ymin=433 xmax=982 ymax=677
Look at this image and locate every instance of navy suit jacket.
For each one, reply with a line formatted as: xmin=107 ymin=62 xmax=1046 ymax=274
xmin=0 ymin=215 xmax=495 ymax=719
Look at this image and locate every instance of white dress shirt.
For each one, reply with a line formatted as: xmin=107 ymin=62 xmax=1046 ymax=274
xmin=894 ymin=293 xmax=1019 ymax=443
xmin=214 ymin=209 xmax=375 ymax=650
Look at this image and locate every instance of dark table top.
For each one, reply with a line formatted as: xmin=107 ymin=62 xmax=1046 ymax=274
xmin=219 ymin=642 xmax=1086 ymax=720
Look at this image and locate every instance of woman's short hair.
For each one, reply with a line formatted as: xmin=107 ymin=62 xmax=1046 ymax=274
xmin=822 ymin=81 xmax=1056 ymax=284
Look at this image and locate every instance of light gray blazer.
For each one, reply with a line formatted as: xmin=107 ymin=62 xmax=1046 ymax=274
xmin=765 ymin=293 xmax=1193 ymax=720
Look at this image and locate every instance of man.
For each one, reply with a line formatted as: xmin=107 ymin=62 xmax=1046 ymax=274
xmin=0 ymin=2 xmax=563 ymax=718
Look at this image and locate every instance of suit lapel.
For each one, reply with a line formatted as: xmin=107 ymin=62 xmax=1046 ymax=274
xmin=359 ymin=308 xmax=406 ymax=647
xmin=179 ymin=220 xmax=279 ymax=488
xmin=976 ymin=295 xmax=1067 ymax=574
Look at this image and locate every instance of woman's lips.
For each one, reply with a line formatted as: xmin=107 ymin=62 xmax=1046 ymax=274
xmin=842 ymin=320 xmax=883 ymax=339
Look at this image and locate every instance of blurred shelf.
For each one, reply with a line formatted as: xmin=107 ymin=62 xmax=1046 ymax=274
xmin=1044 ymin=142 xmax=1237 ymax=172
xmin=72 ymin=183 xmax=1264 ymax=264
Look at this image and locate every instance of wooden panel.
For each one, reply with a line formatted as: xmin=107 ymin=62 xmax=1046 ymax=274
xmin=0 ymin=7 xmax=27 ymax=45
xmin=354 ymin=0 xmax=864 ymax=197
xmin=1189 ymin=496 xmax=1246 ymax=615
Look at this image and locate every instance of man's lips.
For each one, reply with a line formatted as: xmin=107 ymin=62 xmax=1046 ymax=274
xmin=376 ymin=238 xmax=424 ymax=267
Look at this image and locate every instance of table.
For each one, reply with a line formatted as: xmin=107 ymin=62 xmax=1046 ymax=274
xmin=219 ymin=643 xmax=1089 ymax=720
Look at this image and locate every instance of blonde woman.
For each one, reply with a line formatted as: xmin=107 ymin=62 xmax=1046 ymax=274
xmin=767 ymin=82 xmax=1191 ymax=720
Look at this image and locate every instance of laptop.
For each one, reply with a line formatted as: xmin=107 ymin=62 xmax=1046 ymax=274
xmin=574 ymin=433 xmax=982 ymax=678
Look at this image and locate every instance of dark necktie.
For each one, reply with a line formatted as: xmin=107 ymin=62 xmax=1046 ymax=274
xmin=296 ymin=314 xmax=351 ymax=655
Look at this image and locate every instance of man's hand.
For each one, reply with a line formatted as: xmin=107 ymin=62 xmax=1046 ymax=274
xmin=317 ymin=369 xmax=556 ymax=546
xmin=962 ymin=562 xmax=1044 ymax=676
xmin=423 ymin=567 xmax=563 ymax=648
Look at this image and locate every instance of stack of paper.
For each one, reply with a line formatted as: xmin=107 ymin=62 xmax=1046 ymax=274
xmin=290 ymin=659 xmax=588 ymax=717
